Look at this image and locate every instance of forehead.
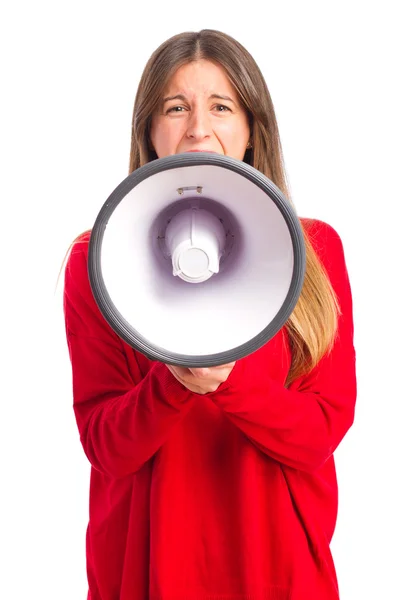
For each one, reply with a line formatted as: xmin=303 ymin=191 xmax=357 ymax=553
xmin=163 ymin=59 xmax=236 ymax=96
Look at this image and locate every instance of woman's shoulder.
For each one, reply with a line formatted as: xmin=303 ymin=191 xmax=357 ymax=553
xmin=63 ymin=229 xmax=92 ymax=289
xmin=65 ymin=229 xmax=92 ymax=264
xmin=299 ymin=217 xmax=349 ymax=281
xmin=300 ymin=217 xmax=344 ymax=253
xmin=69 ymin=229 xmax=92 ymax=252
xmin=300 ymin=216 xmax=341 ymax=238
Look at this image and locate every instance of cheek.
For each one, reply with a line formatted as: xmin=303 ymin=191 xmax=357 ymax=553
xmin=151 ymin=120 xmax=184 ymax=158
xmin=218 ymin=120 xmax=249 ymax=146
xmin=223 ymin=114 xmax=248 ymax=134
xmin=150 ymin=121 xmax=177 ymax=155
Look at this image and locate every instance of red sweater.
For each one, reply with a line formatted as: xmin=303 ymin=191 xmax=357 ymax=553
xmin=63 ymin=218 xmax=356 ymax=600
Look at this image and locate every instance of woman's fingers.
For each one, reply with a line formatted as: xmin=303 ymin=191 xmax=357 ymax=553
xmin=166 ymin=363 xmax=236 ymax=394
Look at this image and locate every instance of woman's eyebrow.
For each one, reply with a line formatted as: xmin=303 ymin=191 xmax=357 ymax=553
xmin=209 ymin=94 xmax=235 ymax=103
xmin=163 ymin=94 xmax=187 ymax=103
xmin=162 ymin=93 xmax=235 ymax=103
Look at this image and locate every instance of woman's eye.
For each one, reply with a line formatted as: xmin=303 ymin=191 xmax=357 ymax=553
xmin=215 ymin=105 xmax=231 ymax=112
xmin=166 ymin=106 xmax=185 ymax=114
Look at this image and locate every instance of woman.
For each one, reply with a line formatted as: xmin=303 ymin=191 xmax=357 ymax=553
xmin=64 ymin=29 xmax=356 ymax=600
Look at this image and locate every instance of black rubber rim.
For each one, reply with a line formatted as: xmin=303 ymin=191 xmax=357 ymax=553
xmin=88 ymin=153 xmax=306 ymax=367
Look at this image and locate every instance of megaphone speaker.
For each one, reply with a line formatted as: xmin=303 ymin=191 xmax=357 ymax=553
xmin=88 ymin=153 xmax=306 ymax=367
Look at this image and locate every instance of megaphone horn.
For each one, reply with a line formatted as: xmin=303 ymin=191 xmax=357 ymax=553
xmin=88 ymin=152 xmax=306 ymax=367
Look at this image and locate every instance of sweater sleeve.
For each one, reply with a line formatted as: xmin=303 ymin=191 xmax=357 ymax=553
xmin=63 ymin=234 xmax=194 ymax=479
xmin=211 ymin=220 xmax=357 ymax=473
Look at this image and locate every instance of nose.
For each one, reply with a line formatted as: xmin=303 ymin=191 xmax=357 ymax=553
xmin=185 ymin=106 xmax=212 ymax=141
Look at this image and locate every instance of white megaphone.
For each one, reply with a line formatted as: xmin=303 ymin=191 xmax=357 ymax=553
xmin=88 ymin=152 xmax=306 ymax=367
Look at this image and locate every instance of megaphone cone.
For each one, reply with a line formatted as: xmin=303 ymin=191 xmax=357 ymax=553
xmin=88 ymin=153 xmax=306 ymax=367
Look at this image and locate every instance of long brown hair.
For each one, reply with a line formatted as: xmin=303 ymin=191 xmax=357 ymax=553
xmin=128 ymin=29 xmax=339 ymax=385
xmin=64 ymin=29 xmax=339 ymax=385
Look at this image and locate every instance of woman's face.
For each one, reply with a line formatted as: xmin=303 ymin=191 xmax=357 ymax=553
xmin=150 ymin=59 xmax=250 ymax=160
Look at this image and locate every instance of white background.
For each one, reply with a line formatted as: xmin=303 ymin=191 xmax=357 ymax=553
xmin=1 ymin=1 xmax=411 ymax=599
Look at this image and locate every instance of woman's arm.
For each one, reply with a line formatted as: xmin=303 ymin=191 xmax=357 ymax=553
xmin=211 ymin=220 xmax=357 ymax=473
xmin=64 ymin=235 xmax=195 ymax=479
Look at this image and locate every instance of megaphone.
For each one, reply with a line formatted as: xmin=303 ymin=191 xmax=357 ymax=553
xmin=88 ymin=152 xmax=306 ymax=367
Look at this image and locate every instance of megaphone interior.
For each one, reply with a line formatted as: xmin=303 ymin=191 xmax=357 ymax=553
xmin=88 ymin=152 xmax=306 ymax=367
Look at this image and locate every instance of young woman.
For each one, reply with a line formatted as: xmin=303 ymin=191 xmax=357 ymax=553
xmin=64 ymin=29 xmax=356 ymax=600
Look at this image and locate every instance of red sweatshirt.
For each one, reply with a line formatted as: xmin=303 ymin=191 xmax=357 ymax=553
xmin=63 ymin=218 xmax=356 ymax=600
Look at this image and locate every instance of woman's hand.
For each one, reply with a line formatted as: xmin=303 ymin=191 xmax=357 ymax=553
xmin=166 ymin=363 xmax=236 ymax=395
